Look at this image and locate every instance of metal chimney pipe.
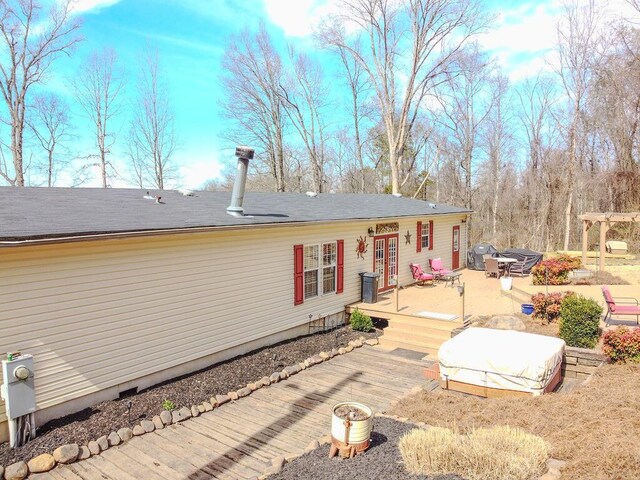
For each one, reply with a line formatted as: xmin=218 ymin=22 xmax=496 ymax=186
xmin=227 ymin=146 xmax=254 ymax=217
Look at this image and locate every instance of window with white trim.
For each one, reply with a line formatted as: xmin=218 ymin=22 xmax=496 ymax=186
xmin=304 ymin=242 xmax=337 ymax=299
xmin=421 ymin=223 xmax=430 ymax=249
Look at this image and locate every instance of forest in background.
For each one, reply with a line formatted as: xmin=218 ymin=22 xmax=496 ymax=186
xmin=1 ymin=0 xmax=640 ymax=252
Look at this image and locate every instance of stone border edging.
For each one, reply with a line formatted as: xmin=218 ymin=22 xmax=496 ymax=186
xmin=2 ymin=336 xmax=379 ymax=480
xmin=255 ymin=412 xmax=567 ymax=480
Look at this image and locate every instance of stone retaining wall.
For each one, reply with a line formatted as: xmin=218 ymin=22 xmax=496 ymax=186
xmin=562 ymin=346 xmax=606 ymax=379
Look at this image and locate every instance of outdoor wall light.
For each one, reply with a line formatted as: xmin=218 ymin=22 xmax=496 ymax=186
xmin=367 ymin=227 xmax=375 ymax=237
xmin=456 ymin=284 xmax=465 ymax=296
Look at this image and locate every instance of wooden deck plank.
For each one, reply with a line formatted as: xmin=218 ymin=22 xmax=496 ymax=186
xmin=120 ymin=438 xmax=200 ymax=480
xmin=299 ymin=361 xmax=418 ymax=392
xmin=160 ymin=425 xmax=263 ymax=479
xmin=99 ymin=448 xmax=167 ymax=480
xmin=152 ymin=425 xmax=252 ymax=479
xmin=46 ymin=468 xmax=84 ymax=480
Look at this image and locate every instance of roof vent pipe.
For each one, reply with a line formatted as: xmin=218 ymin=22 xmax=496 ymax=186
xmin=227 ymin=146 xmax=254 ymax=217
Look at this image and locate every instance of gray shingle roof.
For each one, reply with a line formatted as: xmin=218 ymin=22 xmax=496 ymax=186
xmin=0 ymin=187 xmax=471 ymax=241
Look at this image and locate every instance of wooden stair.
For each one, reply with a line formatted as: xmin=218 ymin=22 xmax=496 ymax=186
xmin=346 ymin=305 xmax=462 ymax=357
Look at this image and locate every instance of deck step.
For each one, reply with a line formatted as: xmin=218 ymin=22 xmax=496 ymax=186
xmin=383 ymin=325 xmax=452 ymax=343
xmin=377 ymin=338 xmax=440 ymax=357
xmin=346 ymin=305 xmax=462 ymax=331
xmin=381 ymin=328 xmax=450 ymax=349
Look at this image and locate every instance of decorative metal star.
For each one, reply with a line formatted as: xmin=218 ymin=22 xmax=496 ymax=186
xmin=405 ymin=230 xmax=412 ymax=245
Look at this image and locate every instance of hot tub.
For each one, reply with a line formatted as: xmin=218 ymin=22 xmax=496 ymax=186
xmin=438 ymin=327 xmax=565 ymax=397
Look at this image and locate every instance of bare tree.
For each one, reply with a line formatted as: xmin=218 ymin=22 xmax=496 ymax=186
xmin=128 ymin=50 xmax=179 ymax=189
xmin=27 ymin=92 xmax=72 ymax=186
xmin=555 ymin=0 xmax=602 ymax=250
xmin=220 ymin=26 xmax=288 ymax=192
xmin=73 ymin=48 xmax=124 ymax=188
xmin=279 ymin=49 xmax=329 ymax=193
xmin=320 ymin=0 xmax=485 ymax=194
xmin=0 ymin=0 xmax=81 ymax=186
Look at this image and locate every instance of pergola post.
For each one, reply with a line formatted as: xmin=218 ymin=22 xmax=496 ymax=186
xmin=599 ymin=221 xmax=608 ymax=272
xmin=581 ymin=220 xmax=592 ymax=268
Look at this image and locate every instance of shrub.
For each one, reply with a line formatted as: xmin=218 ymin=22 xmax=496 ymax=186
xmin=162 ymin=399 xmax=176 ymax=411
xmin=602 ymin=327 xmax=640 ymax=363
xmin=399 ymin=425 xmax=549 ymax=480
xmin=532 ymin=258 xmax=575 ymax=285
xmin=556 ymin=254 xmax=582 ymax=270
xmin=558 ymin=294 xmax=602 ymax=348
xmin=531 ymin=291 xmax=575 ymax=324
xmin=349 ymin=308 xmax=373 ymax=332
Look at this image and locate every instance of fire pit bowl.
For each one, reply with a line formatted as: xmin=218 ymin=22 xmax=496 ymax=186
xmin=329 ymin=401 xmax=373 ymax=458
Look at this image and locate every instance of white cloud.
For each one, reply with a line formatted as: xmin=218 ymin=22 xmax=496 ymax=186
xmin=263 ymin=0 xmax=339 ymax=37
xmin=178 ymin=158 xmax=223 ymax=190
xmin=69 ymin=0 xmax=122 ymax=14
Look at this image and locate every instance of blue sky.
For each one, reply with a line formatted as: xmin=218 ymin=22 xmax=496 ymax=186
xmin=42 ymin=0 xmax=637 ymax=189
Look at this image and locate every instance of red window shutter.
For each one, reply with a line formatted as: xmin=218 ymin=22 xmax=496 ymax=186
xmin=416 ymin=221 xmax=422 ymax=253
xmin=336 ymin=240 xmax=344 ymax=294
xmin=294 ymin=244 xmax=304 ymax=305
xmin=429 ymin=220 xmax=434 ymax=250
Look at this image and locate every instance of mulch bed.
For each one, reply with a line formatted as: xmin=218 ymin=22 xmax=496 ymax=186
xmin=0 ymin=326 xmax=377 ymax=466
xmin=267 ymin=417 xmax=464 ymax=480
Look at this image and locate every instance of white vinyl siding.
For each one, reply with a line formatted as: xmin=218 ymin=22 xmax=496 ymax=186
xmin=0 ymin=213 xmax=468 ymax=433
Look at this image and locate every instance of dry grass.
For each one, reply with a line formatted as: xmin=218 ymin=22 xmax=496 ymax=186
xmin=472 ymin=315 xmax=559 ymax=338
xmin=399 ymin=425 xmax=548 ymax=480
xmin=392 ymin=364 xmax=640 ymax=479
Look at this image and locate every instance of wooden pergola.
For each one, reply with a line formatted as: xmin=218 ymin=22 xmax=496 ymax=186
xmin=579 ymin=212 xmax=640 ymax=271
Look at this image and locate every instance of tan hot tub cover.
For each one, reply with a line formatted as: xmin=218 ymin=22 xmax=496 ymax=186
xmin=438 ymin=328 xmax=566 ymax=396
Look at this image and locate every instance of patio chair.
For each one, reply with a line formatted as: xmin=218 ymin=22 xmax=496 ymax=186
xmin=429 ymin=258 xmax=453 ymax=280
xmin=602 ymin=286 xmax=640 ymax=326
xmin=484 ymin=257 xmax=502 ymax=279
xmin=410 ymin=263 xmax=435 ymax=286
xmin=509 ymin=260 xmax=527 ymax=277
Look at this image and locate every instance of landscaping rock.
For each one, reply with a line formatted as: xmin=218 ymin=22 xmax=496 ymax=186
xmin=237 ymin=387 xmax=252 ymax=398
xmin=319 ymin=351 xmax=329 ymax=360
xmin=298 ymin=362 xmax=307 ymax=370
xmin=4 ymin=461 xmax=27 ymax=480
xmin=117 ymin=427 xmax=133 ymax=442
xmin=345 ymin=345 xmax=354 ymax=352
xmin=107 ymin=431 xmax=121 ymax=447
xmin=53 ymin=443 xmax=79 ymax=464
xmin=88 ymin=440 xmax=101 ymax=455
xmin=260 ymin=376 xmax=271 ymax=387
xmin=365 ymin=338 xmax=379 ymax=346
xmin=203 ymin=401 xmax=213 ymax=411
xmin=330 ymin=348 xmax=339 ymax=357
xmin=27 ymin=454 xmax=56 ymax=473
xmin=279 ymin=370 xmax=289 ymax=380
xmin=96 ymin=435 xmax=109 ymax=451
xmin=305 ymin=440 xmax=320 ymax=452
xmin=486 ymin=315 xmax=526 ymax=331
xmin=160 ymin=410 xmax=172 ymax=425
xmin=247 ymin=382 xmax=258 ymax=391
xmin=172 ymin=406 xmax=192 ymax=423
xmin=191 ymin=405 xmax=200 ymax=417
xmin=133 ymin=425 xmax=146 ymax=436
xmin=141 ymin=420 xmax=155 ymax=433
xmin=216 ymin=394 xmax=230 ymax=405
xmin=338 ymin=347 xmax=347 ymax=354
xmin=228 ymin=391 xmax=239 ymax=401
xmin=270 ymin=372 xmax=280 ymax=383
xmin=78 ymin=446 xmax=91 ymax=460
xmin=284 ymin=364 xmax=301 ymax=375
xmin=197 ymin=404 xmax=206 ymax=413
xmin=152 ymin=415 xmax=165 ymax=429
xmin=354 ymin=339 xmax=363 ymax=347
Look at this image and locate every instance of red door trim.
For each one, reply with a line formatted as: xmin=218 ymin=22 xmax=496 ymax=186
xmin=452 ymin=225 xmax=460 ymax=270
xmin=373 ymin=233 xmax=399 ymax=292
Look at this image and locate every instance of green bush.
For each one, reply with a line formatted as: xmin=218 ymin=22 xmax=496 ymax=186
xmin=162 ymin=399 xmax=176 ymax=411
xmin=602 ymin=327 xmax=640 ymax=363
xmin=558 ymin=294 xmax=602 ymax=348
xmin=349 ymin=308 xmax=373 ymax=332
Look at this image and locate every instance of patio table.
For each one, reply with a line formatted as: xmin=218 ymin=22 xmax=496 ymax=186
xmin=496 ymin=257 xmax=517 ymax=275
xmin=442 ymin=271 xmax=462 ymax=288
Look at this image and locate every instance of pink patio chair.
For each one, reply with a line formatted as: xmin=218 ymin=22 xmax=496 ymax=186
xmin=429 ymin=258 xmax=453 ymax=280
xmin=602 ymin=286 xmax=640 ymax=326
xmin=410 ymin=263 xmax=435 ymax=286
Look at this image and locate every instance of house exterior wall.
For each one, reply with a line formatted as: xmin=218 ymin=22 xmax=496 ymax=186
xmin=0 ymin=213 xmax=467 ymax=442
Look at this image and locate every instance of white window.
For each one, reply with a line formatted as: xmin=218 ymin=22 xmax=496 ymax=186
xmin=304 ymin=242 xmax=337 ymax=299
xmin=421 ymin=223 xmax=430 ymax=249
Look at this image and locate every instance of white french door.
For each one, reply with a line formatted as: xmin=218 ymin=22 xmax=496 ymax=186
xmin=373 ymin=234 xmax=399 ymax=291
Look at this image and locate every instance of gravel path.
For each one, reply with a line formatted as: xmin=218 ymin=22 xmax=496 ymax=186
xmin=268 ymin=417 xmax=464 ymax=480
xmin=0 ymin=326 xmax=377 ymax=466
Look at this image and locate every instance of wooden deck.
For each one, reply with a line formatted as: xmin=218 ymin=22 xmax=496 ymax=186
xmin=33 ymin=347 xmax=428 ymax=480
xmin=347 ymin=285 xmax=465 ymax=356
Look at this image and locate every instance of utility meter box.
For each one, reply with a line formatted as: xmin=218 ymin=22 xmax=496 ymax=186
xmin=1 ymin=354 xmax=36 ymax=419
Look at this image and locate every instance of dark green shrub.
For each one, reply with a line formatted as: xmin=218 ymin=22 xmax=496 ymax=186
xmin=558 ymin=295 xmax=602 ymax=348
xmin=349 ymin=308 xmax=373 ymax=332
